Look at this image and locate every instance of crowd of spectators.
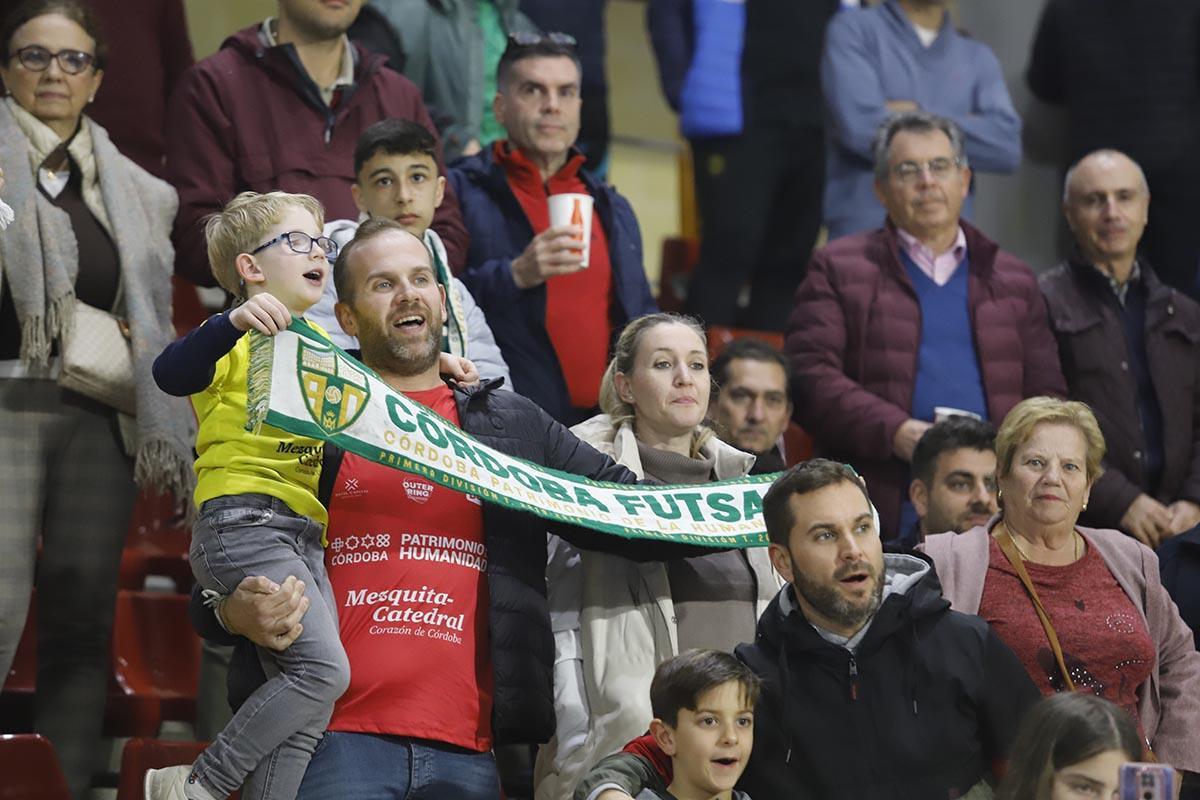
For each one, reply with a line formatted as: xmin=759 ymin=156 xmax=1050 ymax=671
xmin=2 ymin=0 xmax=1200 ymax=798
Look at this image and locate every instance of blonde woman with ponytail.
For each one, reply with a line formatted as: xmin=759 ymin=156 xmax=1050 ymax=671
xmin=533 ymin=313 xmax=781 ymax=800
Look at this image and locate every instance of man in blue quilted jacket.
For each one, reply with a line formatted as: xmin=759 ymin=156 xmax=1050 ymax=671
xmin=449 ymin=35 xmax=658 ymax=425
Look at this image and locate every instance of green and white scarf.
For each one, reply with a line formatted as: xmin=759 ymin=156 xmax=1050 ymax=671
xmin=248 ymin=323 xmax=776 ymax=546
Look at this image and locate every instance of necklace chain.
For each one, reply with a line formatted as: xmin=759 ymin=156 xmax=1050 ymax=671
xmin=1005 ymin=522 xmax=1081 ymax=563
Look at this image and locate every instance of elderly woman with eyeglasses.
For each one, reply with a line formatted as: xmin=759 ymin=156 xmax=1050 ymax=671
xmin=0 ymin=0 xmax=191 ymax=795
xmin=922 ymin=397 xmax=1200 ymax=785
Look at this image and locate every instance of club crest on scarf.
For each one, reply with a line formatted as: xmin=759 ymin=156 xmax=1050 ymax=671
xmin=298 ymin=340 xmax=371 ymax=435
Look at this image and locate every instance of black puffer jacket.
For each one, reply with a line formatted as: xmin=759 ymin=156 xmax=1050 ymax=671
xmin=735 ymin=555 xmax=1039 ymax=800
xmin=190 ymin=378 xmax=695 ymax=744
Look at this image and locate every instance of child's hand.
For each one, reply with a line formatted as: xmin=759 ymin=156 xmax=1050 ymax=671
xmin=440 ymin=353 xmax=480 ymax=387
xmin=230 ymin=293 xmax=292 ymax=335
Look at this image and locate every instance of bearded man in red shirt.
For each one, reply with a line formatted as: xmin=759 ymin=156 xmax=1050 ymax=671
xmin=188 ymin=221 xmax=689 ymax=797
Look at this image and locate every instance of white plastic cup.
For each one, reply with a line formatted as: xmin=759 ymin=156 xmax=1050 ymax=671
xmin=548 ymin=192 xmax=594 ymax=267
xmin=933 ymin=406 xmax=983 ymax=423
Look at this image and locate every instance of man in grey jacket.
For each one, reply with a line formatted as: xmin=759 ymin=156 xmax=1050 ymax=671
xmin=371 ymin=0 xmax=538 ymax=161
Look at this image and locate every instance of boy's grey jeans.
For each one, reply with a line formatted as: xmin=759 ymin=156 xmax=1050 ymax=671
xmin=189 ymin=493 xmax=350 ymax=800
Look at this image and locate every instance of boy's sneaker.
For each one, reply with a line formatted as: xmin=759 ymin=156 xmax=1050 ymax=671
xmin=144 ymin=765 xmax=198 ymax=800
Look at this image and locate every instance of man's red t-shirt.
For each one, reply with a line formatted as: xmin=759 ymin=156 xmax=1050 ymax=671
xmin=494 ymin=141 xmax=613 ymax=410
xmin=324 ymin=385 xmax=493 ymax=750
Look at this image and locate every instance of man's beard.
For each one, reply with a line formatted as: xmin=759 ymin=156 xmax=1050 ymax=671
xmin=791 ymin=556 xmax=886 ymax=632
xmin=356 ymin=308 xmax=441 ymax=377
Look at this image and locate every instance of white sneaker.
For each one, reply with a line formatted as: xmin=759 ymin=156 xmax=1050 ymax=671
xmin=143 ymin=764 xmax=192 ymax=800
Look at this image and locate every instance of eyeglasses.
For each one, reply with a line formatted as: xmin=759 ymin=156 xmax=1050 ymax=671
xmin=13 ymin=45 xmax=97 ymax=75
xmin=504 ymin=31 xmax=577 ymax=62
xmin=890 ymin=157 xmax=964 ymax=184
xmin=507 ymin=32 xmax=577 ymax=49
xmin=251 ymin=231 xmax=338 ymax=260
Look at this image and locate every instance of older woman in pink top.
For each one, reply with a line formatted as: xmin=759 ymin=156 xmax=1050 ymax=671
xmin=921 ymin=397 xmax=1200 ymax=778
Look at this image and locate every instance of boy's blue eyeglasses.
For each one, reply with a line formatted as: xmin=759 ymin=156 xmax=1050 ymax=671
xmin=251 ymin=231 xmax=338 ymax=261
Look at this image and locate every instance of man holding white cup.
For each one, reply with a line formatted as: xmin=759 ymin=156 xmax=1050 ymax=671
xmin=450 ymin=33 xmax=657 ymax=425
xmin=547 ymin=193 xmax=594 ymax=268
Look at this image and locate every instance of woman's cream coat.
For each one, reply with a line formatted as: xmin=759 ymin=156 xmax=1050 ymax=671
xmin=533 ymin=414 xmax=781 ymax=799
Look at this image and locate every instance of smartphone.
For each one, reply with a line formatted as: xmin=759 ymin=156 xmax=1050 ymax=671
xmin=1119 ymin=762 xmax=1174 ymax=800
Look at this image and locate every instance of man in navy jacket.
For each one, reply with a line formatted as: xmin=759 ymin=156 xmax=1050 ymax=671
xmin=449 ymin=36 xmax=657 ymax=425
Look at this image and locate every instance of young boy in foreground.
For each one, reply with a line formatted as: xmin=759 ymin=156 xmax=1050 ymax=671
xmin=638 ymin=649 xmax=760 ymax=800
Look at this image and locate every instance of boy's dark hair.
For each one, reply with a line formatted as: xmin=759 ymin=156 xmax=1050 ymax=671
xmin=650 ymin=649 xmax=762 ymax=727
xmin=496 ymin=35 xmax=582 ymax=92
xmin=762 ymin=459 xmax=870 ymax=546
xmin=353 ymin=119 xmax=438 ymax=177
xmin=910 ymin=417 xmax=997 ymax=486
xmin=710 ymin=338 xmax=792 ymax=399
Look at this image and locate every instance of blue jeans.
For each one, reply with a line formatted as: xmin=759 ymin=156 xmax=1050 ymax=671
xmin=297 ymin=732 xmax=501 ymax=800
xmin=190 ymin=494 xmax=350 ymax=800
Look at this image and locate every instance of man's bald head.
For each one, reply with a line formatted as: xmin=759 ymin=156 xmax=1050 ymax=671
xmin=1062 ymin=149 xmax=1149 ymax=204
xmin=1061 ymin=149 xmax=1150 ymax=273
xmin=333 ymin=219 xmax=430 ymax=306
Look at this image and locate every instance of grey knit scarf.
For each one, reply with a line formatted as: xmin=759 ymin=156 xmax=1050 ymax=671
xmin=0 ymin=99 xmax=195 ymax=499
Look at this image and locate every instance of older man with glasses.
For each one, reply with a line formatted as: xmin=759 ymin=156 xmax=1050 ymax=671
xmin=819 ymin=0 xmax=1021 ymax=241
xmin=449 ymin=33 xmax=657 ymax=425
xmin=785 ymin=112 xmax=1066 ymax=546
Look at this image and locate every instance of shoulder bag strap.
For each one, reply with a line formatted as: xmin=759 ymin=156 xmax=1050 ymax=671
xmin=993 ymin=525 xmax=1076 ymax=692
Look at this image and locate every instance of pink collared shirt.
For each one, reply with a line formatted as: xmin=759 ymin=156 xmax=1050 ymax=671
xmin=897 ymin=226 xmax=968 ymax=286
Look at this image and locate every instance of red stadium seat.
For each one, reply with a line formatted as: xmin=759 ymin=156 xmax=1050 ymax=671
xmin=0 ymin=590 xmax=37 ymax=730
xmin=104 ymin=591 xmax=200 ymax=737
xmin=120 ymin=490 xmax=193 ymax=592
xmin=115 ymin=739 xmax=241 ymax=800
xmin=0 ymin=734 xmax=72 ymax=800
xmin=657 ymin=236 xmax=699 ymax=313
xmin=705 ymin=325 xmax=785 ymax=364
xmin=782 ymin=422 xmax=815 ymax=467
xmin=2 ymin=589 xmax=36 ymax=694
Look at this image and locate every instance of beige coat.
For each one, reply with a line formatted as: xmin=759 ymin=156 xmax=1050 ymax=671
xmin=533 ymin=415 xmax=781 ymax=799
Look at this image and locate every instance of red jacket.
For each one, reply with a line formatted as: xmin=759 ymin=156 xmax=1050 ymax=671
xmin=785 ymin=221 xmax=1066 ymax=540
xmin=165 ymin=25 xmax=468 ymax=286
